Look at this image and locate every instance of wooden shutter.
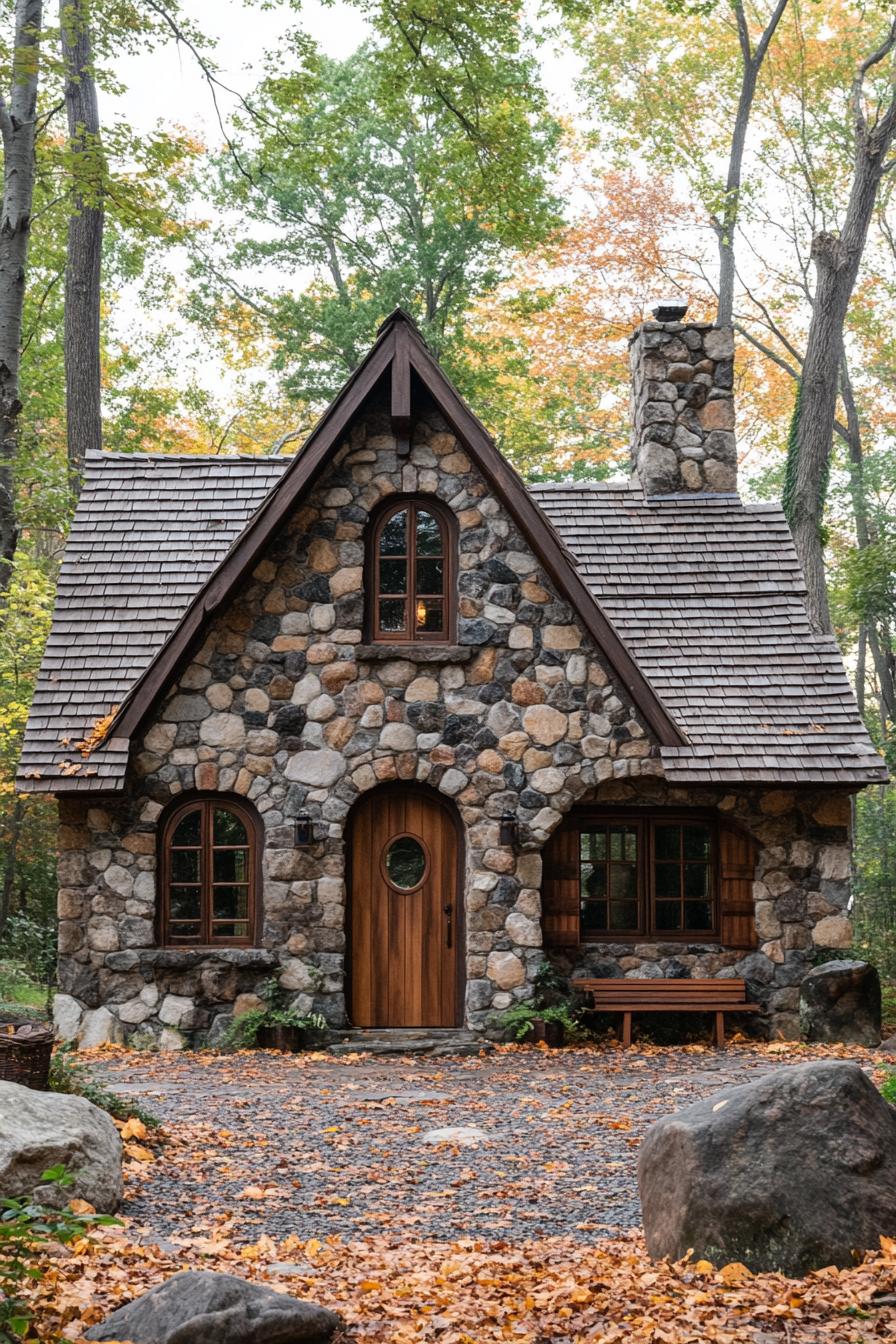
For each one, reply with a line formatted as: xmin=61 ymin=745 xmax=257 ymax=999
xmin=542 ymin=825 xmax=581 ymax=947
xmin=719 ymin=822 xmax=758 ymax=949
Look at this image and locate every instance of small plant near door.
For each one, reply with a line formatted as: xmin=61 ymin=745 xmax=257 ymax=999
xmin=497 ymin=1000 xmax=580 ymax=1046
xmin=496 ymin=961 xmax=584 ymax=1046
xmin=222 ymin=979 xmax=327 ymax=1052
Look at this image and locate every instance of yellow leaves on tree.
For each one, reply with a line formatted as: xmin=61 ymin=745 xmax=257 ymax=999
xmin=468 ymin=160 xmax=796 ymax=478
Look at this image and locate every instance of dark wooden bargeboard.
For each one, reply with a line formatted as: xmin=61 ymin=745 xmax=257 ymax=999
xmin=575 ymin=976 xmax=760 ymax=1048
xmin=349 ymin=787 xmax=460 ymax=1028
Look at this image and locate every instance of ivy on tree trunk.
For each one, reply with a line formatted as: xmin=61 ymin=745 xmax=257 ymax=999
xmin=788 ymin=18 xmax=896 ymax=634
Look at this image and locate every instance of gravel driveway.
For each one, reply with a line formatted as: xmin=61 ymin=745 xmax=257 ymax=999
xmin=93 ymin=1041 xmax=881 ymax=1246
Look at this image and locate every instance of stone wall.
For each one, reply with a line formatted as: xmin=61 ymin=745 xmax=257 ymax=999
xmin=54 ymin=393 xmax=661 ymax=1046
xmin=629 ymin=321 xmax=736 ymax=494
xmin=546 ymin=778 xmax=854 ymax=1041
xmin=52 ymin=392 xmax=854 ymax=1048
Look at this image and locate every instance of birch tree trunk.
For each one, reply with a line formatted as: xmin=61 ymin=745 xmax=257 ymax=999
xmin=788 ymin=21 xmax=896 ymax=634
xmin=0 ymin=0 xmax=43 ymax=593
xmin=61 ymin=0 xmax=103 ymax=489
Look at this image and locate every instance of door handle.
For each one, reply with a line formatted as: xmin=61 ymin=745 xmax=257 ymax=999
xmin=443 ymin=903 xmax=453 ymax=948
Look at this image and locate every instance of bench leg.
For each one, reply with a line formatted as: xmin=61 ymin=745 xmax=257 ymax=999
xmin=714 ymin=1011 xmax=725 ymax=1049
xmin=622 ymin=1012 xmax=632 ymax=1048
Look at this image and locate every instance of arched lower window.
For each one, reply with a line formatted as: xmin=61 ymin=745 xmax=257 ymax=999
xmin=160 ymin=797 xmax=258 ymax=946
xmin=370 ymin=499 xmax=454 ymax=642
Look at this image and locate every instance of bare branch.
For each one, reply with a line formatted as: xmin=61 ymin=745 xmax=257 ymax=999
xmin=856 ymin=17 xmax=896 ymax=82
xmin=268 ymin=423 xmax=312 ymax=455
xmin=753 ymin=0 xmax=791 ymax=67
xmin=139 ymin=0 xmax=270 ymax=182
xmin=733 ymin=322 xmax=800 ymax=380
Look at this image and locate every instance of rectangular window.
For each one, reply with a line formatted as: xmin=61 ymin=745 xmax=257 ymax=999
xmin=577 ymin=815 xmax=717 ymax=940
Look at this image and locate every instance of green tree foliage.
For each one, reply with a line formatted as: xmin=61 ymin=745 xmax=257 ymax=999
xmin=0 ymin=1 xmax=206 ymax=958
xmin=852 ymin=785 xmax=896 ymax=981
xmin=187 ymin=30 xmax=561 ymax=408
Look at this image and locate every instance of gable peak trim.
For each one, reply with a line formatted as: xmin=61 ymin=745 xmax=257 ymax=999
xmin=107 ymin=316 xmax=685 ymax=751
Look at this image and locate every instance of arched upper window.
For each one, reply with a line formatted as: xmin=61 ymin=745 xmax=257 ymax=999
xmin=159 ymin=797 xmax=259 ymax=947
xmin=369 ymin=499 xmax=454 ymax=643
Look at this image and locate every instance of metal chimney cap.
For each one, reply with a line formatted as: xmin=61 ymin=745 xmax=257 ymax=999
xmin=651 ymin=299 xmax=689 ymax=322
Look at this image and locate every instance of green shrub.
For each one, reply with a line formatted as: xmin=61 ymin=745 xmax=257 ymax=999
xmin=2 ymin=915 xmax=55 ymax=988
xmin=0 ymin=1165 xmax=118 ymax=1339
xmin=496 ymin=1000 xmax=583 ymax=1042
xmin=48 ymin=1043 xmax=160 ymax=1130
xmin=851 ymin=785 xmax=896 ymax=980
xmin=220 ymin=977 xmax=328 ymax=1050
xmin=881 ymin=1070 xmax=896 ymax=1104
xmin=222 ymin=1006 xmax=328 ymax=1050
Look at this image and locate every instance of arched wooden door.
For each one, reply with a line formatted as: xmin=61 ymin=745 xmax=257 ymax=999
xmin=349 ymin=787 xmax=461 ymax=1028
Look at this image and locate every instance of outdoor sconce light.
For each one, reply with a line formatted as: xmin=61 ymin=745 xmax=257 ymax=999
xmin=295 ymin=811 xmax=314 ymax=847
xmin=499 ymin=811 xmax=518 ymax=848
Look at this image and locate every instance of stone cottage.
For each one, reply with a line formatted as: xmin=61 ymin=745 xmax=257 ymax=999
xmin=18 ymin=310 xmax=887 ymax=1047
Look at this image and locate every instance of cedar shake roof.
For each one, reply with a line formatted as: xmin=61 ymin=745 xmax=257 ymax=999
xmin=531 ymin=483 xmax=887 ymax=786
xmin=17 ymin=310 xmax=885 ymax=793
xmin=18 ymin=452 xmax=286 ymax=792
xmin=18 ymin=455 xmax=886 ymax=792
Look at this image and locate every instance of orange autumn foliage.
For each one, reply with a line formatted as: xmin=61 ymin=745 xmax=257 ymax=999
xmin=468 ymin=167 xmax=795 ymax=480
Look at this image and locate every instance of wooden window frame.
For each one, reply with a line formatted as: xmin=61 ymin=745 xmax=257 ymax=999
xmin=575 ymin=810 xmax=720 ymax=943
xmin=159 ymin=795 xmax=261 ymax=948
xmin=367 ymin=497 xmax=456 ymax=644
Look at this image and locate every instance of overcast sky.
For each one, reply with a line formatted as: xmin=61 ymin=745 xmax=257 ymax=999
xmin=113 ymin=1 xmax=369 ymax=139
xmin=103 ymin=1 xmax=582 ymax=407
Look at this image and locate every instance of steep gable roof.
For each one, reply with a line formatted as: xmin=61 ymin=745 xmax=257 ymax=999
xmin=19 ymin=439 xmax=886 ymax=793
xmin=17 ymin=313 xmax=887 ymax=793
xmin=19 ymin=312 xmax=684 ymax=792
xmin=18 ymin=453 xmax=287 ymax=791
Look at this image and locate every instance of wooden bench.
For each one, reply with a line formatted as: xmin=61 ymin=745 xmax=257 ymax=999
xmin=574 ymin=977 xmax=760 ymax=1048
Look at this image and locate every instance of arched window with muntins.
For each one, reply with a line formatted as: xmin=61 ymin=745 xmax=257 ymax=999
xmin=160 ymin=797 xmax=259 ymax=946
xmin=370 ymin=499 xmax=454 ymax=642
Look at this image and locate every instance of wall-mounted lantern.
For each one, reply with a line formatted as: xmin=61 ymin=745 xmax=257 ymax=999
xmin=295 ymin=811 xmax=315 ymax=847
xmin=499 ymin=811 xmax=518 ymax=848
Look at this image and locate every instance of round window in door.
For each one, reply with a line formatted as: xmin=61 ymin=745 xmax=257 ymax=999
xmin=383 ymin=834 xmax=428 ymax=891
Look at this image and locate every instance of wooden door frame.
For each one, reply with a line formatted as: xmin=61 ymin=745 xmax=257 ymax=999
xmin=345 ymin=782 xmax=466 ymax=1028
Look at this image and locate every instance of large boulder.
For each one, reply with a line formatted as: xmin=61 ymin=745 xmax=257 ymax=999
xmin=638 ymin=1060 xmax=896 ymax=1275
xmin=800 ymin=959 xmax=881 ymax=1045
xmin=0 ymin=1080 xmax=122 ymax=1212
xmin=84 ymin=1271 xmax=343 ymax=1343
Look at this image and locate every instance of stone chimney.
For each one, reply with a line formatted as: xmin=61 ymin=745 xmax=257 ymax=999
xmin=629 ymin=320 xmax=736 ymax=495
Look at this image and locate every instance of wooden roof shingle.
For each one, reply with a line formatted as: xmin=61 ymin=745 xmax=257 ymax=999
xmin=531 ymin=482 xmax=887 ymax=786
xmin=16 ymin=319 xmax=886 ymax=794
xmin=17 ymin=452 xmax=286 ymax=792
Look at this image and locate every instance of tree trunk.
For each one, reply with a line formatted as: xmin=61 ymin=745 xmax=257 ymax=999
xmin=788 ymin=23 xmax=896 ymax=633
xmin=0 ymin=0 xmax=44 ymax=594
xmin=714 ymin=0 xmax=789 ymax=326
xmin=61 ymin=0 xmax=103 ymax=490
xmin=839 ymin=354 xmax=896 ymax=732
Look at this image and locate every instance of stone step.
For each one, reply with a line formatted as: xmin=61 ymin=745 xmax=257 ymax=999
xmin=327 ymin=1028 xmax=491 ymax=1058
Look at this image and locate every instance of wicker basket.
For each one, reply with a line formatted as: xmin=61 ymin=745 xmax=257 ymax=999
xmin=0 ymin=1023 xmax=55 ymax=1090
